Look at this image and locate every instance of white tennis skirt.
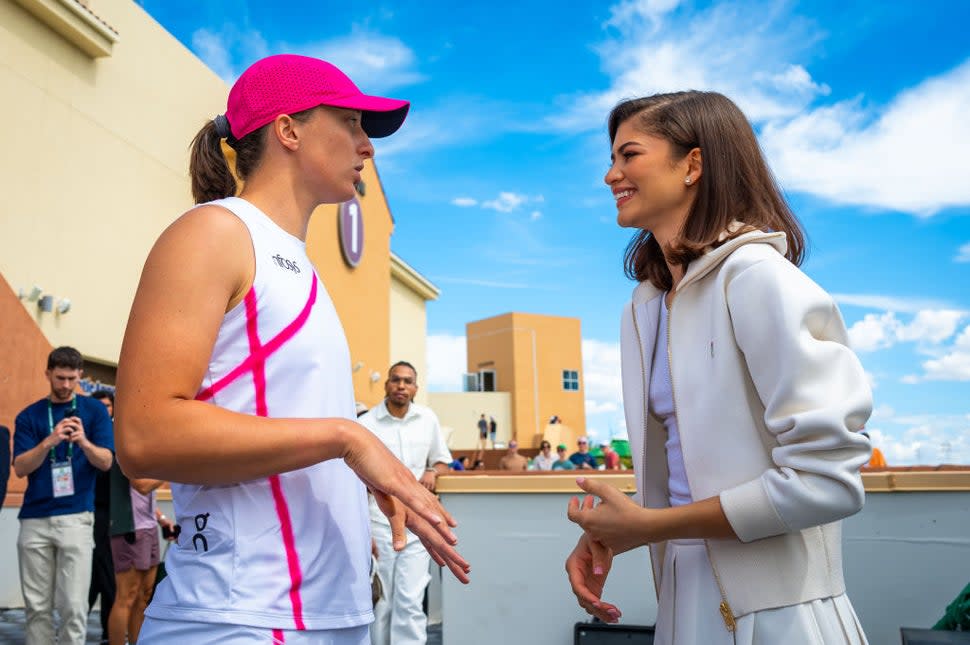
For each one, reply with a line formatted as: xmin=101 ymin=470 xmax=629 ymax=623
xmin=138 ymin=617 xmax=369 ymax=645
xmin=655 ymin=539 xmax=868 ymax=645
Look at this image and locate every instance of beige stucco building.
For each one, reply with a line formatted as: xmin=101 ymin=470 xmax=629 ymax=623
xmin=466 ymin=312 xmax=586 ymax=447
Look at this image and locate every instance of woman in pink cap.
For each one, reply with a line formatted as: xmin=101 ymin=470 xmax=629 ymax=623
xmin=115 ymin=54 xmax=469 ymax=644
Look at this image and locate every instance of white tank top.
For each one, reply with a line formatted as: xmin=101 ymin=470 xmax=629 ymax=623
xmin=146 ymin=197 xmax=372 ymax=631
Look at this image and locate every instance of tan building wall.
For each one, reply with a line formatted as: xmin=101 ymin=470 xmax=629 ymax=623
xmin=0 ymin=0 xmax=228 ymax=365
xmin=427 ymin=392 xmax=511 ymax=450
xmin=466 ymin=313 xmax=586 ymax=447
xmin=388 ymin=254 xmax=439 ymax=407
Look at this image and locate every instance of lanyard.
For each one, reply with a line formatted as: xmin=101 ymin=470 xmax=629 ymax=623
xmin=47 ymin=397 xmax=75 ymax=462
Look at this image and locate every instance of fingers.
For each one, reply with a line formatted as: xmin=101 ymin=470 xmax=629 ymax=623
xmin=576 ymin=476 xmax=617 ymax=502
xmin=588 ymin=538 xmax=613 ymax=579
xmin=408 ymin=512 xmax=471 ymax=584
xmin=372 ymin=491 xmax=407 ymax=551
xmin=565 ymin=554 xmax=621 ymax=623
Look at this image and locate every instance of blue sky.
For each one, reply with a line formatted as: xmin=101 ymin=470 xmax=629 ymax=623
xmin=137 ymin=0 xmax=970 ymax=464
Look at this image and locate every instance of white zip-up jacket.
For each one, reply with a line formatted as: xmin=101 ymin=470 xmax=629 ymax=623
xmin=619 ymin=229 xmax=872 ymax=619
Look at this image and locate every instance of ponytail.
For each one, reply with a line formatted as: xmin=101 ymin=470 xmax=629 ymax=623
xmin=189 ymin=120 xmax=237 ymax=204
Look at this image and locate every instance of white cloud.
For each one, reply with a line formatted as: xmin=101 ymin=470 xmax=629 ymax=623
xmin=550 ymin=1 xmax=827 ymax=133
xmin=922 ymin=350 xmax=970 ymax=381
xmin=426 ymin=334 xmax=467 ymax=392
xmin=305 ymin=31 xmax=425 ymax=93
xmin=897 ymin=310 xmax=964 ymax=344
xmin=451 ymin=197 xmax=478 ymax=207
xmin=482 ymin=192 xmax=529 ymax=212
xmin=868 ymin=413 xmax=970 ymax=465
xmin=553 ymin=0 xmax=970 ymax=216
xmin=848 ymin=312 xmax=899 ymax=352
xmin=834 ymin=293 xmax=953 ymax=314
xmin=586 ymin=400 xmax=619 ymax=414
xmin=955 ymin=242 xmax=970 ymax=263
xmin=762 ymin=59 xmax=970 ymax=216
xmin=530 ymin=211 xmax=543 ymax=221
xmin=606 ymin=0 xmax=682 ymax=30
xmin=191 ymin=29 xmax=238 ymax=82
xmin=188 ymin=27 xmax=422 ymax=94
xmin=847 ymin=310 xmax=965 ymax=352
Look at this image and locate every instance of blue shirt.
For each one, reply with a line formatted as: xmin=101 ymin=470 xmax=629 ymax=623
xmin=14 ymin=395 xmax=114 ymax=519
xmin=569 ymin=451 xmax=598 ymax=469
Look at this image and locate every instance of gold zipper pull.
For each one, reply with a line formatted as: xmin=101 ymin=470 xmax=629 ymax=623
xmin=719 ymin=601 xmax=737 ymax=631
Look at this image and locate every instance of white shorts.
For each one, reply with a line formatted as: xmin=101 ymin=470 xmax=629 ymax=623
xmin=139 ymin=616 xmax=370 ymax=645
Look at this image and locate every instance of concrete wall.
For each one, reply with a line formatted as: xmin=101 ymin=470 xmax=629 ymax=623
xmin=389 ymin=273 xmax=430 ymax=406
xmin=1 ymin=487 xmax=968 ymax=645
xmin=0 ymin=0 xmax=228 ymax=365
xmin=427 ymin=392 xmax=511 ymax=450
xmin=439 ymin=486 xmax=970 ymax=645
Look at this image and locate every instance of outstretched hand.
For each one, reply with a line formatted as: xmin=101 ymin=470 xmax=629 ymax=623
xmin=347 ymin=428 xmax=470 ymax=584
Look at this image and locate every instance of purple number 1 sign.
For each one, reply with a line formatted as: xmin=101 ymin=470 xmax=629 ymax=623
xmin=338 ymin=197 xmax=364 ymax=268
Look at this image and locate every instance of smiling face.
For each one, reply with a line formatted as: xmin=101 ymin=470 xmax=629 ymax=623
xmin=605 ymin=118 xmax=699 ymax=240
xmin=295 ymin=106 xmax=374 ymax=204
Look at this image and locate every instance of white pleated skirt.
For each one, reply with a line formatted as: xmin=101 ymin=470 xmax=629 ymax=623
xmin=655 ymin=539 xmax=868 ymax=645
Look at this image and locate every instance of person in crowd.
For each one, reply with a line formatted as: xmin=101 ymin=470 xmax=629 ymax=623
xmin=89 ymin=389 xmax=116 ymax=644
xmin=552 ymin=445 xmax=575 ymax=470
xmin=860 ymin=431 xmax=887 ymax=468
xmin=13 ymin=347 xmax=114 ymax=645
xmin=565 ymin=91 xmax=872 ymax=644
xmin=114 ymin=54 xmax=468 ymax=644
xmin=488 ymin=416 xmax=497 ymax=448
xmin=498 ymin=440 xmax=529 ymax=471
xmin=569 ymin=437 xmax=598 ymax=470
xmin=107 ymin=464 xmax=177 ymax=645
xmin=600 ymin=441 xmax=621 ymax=471
xmin=358 ymin=361 xmax=452 ymax=645
xmin=477 ymin=414 xmax=489 ymax=451
xmin=472 ymin=459 xmax=486 ymax=470
xmin=532 ymin=441 xmax=555 ymax=471
xmin=451 ymin=456 xmax=470 ymax=471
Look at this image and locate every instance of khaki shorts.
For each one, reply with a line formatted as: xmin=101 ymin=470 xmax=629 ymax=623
xmin=111 ymin=527 xmax=160 ymax=573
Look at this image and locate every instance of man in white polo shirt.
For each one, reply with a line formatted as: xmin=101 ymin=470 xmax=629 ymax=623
xmin=359 ymin=361 xmax=452 ymax=645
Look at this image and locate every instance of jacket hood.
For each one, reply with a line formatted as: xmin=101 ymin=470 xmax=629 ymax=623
xmin=631 ymin=227 xmax=788 ymax=305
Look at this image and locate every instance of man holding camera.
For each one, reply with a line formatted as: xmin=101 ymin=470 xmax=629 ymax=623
xmin=13 ymin=346 xmax=113 ymax=645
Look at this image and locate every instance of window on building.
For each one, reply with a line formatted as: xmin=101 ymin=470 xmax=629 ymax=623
xmin=562 ymin=369 xmax=580 ymax=391
xmin=463 ymin=370 xmax=497 ymax=392
xmin=479 ymin=370 xmax=496 ymax=392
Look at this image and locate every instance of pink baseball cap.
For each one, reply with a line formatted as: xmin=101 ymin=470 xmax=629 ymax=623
xmin=224 ymin=54 xmax=410 ymax=140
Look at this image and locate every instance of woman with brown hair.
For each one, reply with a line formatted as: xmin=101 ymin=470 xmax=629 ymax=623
xmin=565 ymin=91 xmax=873 ymax=644
xmin=115 ymin=54 xmax=468 ymax=644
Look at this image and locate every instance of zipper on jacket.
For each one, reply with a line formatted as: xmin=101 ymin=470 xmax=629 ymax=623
xmin=664 ymin=295 xmax=737 ymax=635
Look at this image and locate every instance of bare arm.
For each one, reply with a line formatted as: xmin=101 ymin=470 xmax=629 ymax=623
xmin=13 ymin=419 xmax=71 ymax=478
xmin=79 ymin=441 xmax=113 ymax=472
xmin=13 ymin=438 xmax=55 ymax=478
xmin=130 ymin=478 xmax=166 ymax=496
xmin=567 ymin=478 xmax=737 ymax=555
xmin=115 ymin=206 xmax=469 ymax=580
